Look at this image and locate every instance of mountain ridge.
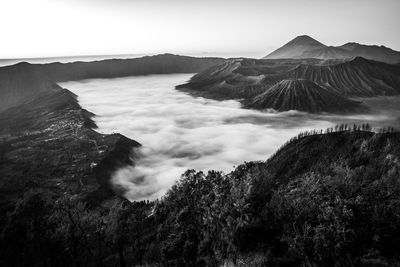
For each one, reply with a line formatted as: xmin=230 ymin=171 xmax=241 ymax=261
xmin=264 ymin=35 xmax=400 ymax=64
xmin=0 ymin=54 xmax=224 ymax=111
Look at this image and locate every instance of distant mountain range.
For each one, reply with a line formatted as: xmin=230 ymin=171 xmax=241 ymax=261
xmin=263 ymin=35 xmax=400 ymax=64
xmin=2 ymin=46 xmax=400 ymax=115
xmin=0 ymin=54 xmax=224 ymax=111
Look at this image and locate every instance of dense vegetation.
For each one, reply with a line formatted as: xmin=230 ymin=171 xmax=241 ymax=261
xmin=1 ymin=127 xmax=400 ymax=266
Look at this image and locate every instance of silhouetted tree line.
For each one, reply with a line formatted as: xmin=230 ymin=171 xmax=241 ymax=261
xmin=1 ymin=128 xmax=400 ymax=266
xmin=269 ymin=123 xmax=397 ymax=160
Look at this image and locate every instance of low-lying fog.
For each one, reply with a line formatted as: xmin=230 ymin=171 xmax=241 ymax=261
xmin=61 ymin=74 xmax=400 ymax=200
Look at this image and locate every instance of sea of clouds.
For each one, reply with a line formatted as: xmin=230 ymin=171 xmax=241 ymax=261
xmin=61 ymin=74 xmax=400 ymax=200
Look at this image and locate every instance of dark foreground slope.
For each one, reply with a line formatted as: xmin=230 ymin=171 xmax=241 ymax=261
xmin=151 ymin=128 xmax=400 ymax=266
xmin=0 ymin=85 xmax=141 ymax=220
xmin=3 ymin=128 xmax=399 ymax=266
xmin=0 ymin=54 xmax=224 ymax=111
xmin=177 ymin=57 xmax=400 ymax=113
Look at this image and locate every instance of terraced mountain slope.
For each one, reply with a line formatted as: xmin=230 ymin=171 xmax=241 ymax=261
xmin=243 ymin=79 xmax=363 ymax=112
xmin=287 ymin=57 xmax=400 ymax=96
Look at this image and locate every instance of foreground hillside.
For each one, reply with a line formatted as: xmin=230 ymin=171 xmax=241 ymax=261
xmin=177 ymin=57 xmax=400 ymax=113
xmin=2 ymin=127 xmax=399 ymax=266
xmin=0 ymin=84 xmax=141 ymax=225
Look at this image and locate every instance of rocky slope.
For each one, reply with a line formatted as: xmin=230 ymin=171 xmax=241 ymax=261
xmin=243 ymin=79 xmax=363 ymax=113
xmin=177 ymin=57 xmax=400 ymax=112
xmin=264 ymin=35 xmax=400 ymax=64
xmin=288 ymin=57 xmax=400 ymax=96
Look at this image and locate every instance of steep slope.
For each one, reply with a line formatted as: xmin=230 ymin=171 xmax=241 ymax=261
xmin=0 ymin=54 xmax=224 ymax=111
xmin=243 ymin=79 xmax=363 ymax=113
xmin=288 ymin=57 xmax=400 ymax=96
xmin=0 ymin=85 xmax=141 ymax=220
xmin=178 ymin=59 xmax=243 ymax=89
xmin=176 ymin=59 xmax=272 ymax=99
xmin=264 ymin=35 xmax=326 ymax=59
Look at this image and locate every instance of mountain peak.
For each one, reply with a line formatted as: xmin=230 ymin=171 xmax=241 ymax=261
xmin=263 ymin=36 xmax=400 ymax=63
xmin=264 ymin=35 xmax=326 ymax=59
xmin=288 ymin=35 xmax=324 ymax=46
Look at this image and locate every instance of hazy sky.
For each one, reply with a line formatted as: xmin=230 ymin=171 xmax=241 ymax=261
xmin=1 ymin=0 xmax=399 ymax=58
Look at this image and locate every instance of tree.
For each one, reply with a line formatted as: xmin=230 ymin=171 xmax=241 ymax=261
xmin=1 ymin=190 xmax=55 ymax=267
xmin=50 ymin=195 xmax=108 ymax=267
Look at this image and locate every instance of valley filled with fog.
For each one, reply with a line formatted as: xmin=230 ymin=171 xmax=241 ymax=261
xmin=61 ymin=74 xmax=400 ymax=200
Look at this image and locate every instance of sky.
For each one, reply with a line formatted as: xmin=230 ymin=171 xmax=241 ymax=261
xmin=1 ymin=0 xmax=399 ymax=59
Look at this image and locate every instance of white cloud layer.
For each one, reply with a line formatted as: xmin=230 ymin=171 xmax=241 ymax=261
xmin=62 ymin=74 xmax=400 ymax=200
